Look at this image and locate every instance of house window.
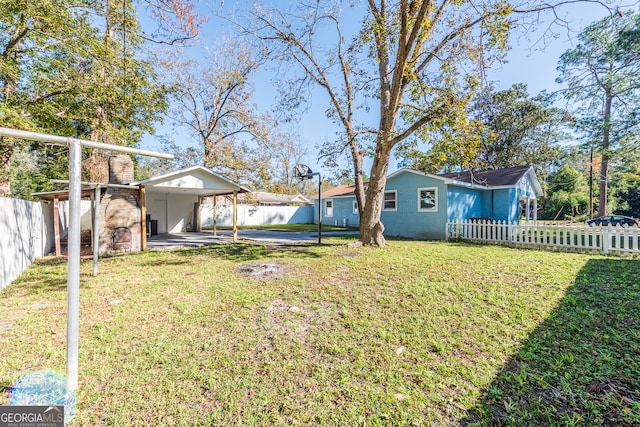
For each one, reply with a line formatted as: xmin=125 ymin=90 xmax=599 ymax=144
xmin=325 ymin=200 xmax=333 ymax=217
xmin=418 ymin=187 xmax=437 ymax=212
xmin=353 ymin=200 xmax=359 ymax=215
xmin=383 ymin=191 xmax=397 ymax=211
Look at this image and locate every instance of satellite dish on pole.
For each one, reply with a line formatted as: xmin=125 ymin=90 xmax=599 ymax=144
xmin=294 ymin=164 xmax=313 ymax=181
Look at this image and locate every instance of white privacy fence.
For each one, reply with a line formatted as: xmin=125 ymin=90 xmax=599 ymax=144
xmin=1 ymin=197 xmax=55 ymax=289
xmin=447 ymin=219 xmax=640 ymax=256
xmin=200 ymin=204 xmax=314 ymax=227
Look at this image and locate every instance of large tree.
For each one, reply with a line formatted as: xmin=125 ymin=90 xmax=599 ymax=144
xmin=0 ymin=0 xmax=97 ymax=194
xmin=248 ymin=0 xmax=609 ymax=246
xmin=398 ymin=84 xmax=566 ymax=179
xmin=162 ymin=43 xmax=264 ymax=171
xmin=0 ymin=0 xmax=201 ymax=194
xmin=259 ymin=127 xmax=309 ymax=194
xmin=557 ymin=10 xmax=640 ymax=216
xmin=162 ymin=42 xmax=311 ymax=190
xmin=542 ymin=162 xmax=590 ymax=220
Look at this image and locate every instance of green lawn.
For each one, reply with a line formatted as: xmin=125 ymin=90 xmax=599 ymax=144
xmin=1 ymin=240 xmax=638 ymax=426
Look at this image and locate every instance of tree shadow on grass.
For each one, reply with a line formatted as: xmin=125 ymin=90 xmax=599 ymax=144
xmin=5 ymin=269 xmax=68 ymax=297
xmin=170 ymin=242 xmax=325 ymax=262
xmin=464 ymin=258 xmax=640 ymax=426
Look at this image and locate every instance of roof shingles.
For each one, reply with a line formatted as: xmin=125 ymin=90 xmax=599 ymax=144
xmin=440 ymin=165 xmax=532 ymax=187
xmin=319 ymin=166 xmax=535 ymax=198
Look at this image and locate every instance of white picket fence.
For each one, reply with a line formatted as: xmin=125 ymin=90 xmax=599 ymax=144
xmin=447 ymin=219 xmax=640 ymax=256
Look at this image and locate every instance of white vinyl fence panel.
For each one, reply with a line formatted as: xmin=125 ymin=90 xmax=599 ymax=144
xmin=1 ymin=197 xmax=54 ymax=289
xmin=447 ymin=219 xmax=640 ymax=256
xmin=57 ymin=200 xmax=93 ymax=232
xmin=200 ymin=205 xmax=314 ymax=227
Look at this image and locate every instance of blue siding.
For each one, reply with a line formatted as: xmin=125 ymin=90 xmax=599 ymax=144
xmin=313 ymin=197 xmax=359 ymax=226
xmin=481 ymin=191 xmax=493 ymax=218
xmin=311 ymin=168 xmax=539 ymax=238
xmin=447 ymin=186 xmax=483 ymax=221
xmin=381 ymin=172 xmax=448 ymax=240
xmin=492 ymin=188 xmax=518 ymax=223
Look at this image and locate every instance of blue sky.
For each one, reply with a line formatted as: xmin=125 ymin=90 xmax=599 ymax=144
xmin=140 ymin=1 xmax=632 ymax=178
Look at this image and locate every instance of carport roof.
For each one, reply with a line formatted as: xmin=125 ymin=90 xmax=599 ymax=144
xmin=32 ymin=188 xmax=97 ymax=201
xmin=134 ymin=165 xmax=251 ymax=196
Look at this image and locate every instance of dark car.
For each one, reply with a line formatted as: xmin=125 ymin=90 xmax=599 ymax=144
xmin=586 ymin=215 xmax=639 ymax=226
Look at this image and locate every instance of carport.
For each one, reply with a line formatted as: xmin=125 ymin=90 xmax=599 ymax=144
xmin=134 ymin=166 xmax=250 ymax=247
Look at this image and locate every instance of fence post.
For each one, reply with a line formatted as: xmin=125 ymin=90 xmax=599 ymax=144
xmin=602 ymin=225 xmax=612 ymax=254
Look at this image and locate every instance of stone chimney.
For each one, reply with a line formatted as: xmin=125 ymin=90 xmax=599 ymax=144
xmin=99 ymin=155 xmax=141 ymax=254
xmin=108 ymin=155 xmax=134 ymax=184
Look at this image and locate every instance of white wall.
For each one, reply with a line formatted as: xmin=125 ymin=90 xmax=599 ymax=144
xmin=146 ymin=193 xmax=198 ymax=234
xmin=168 ymin=194 xmax=197 ymax=233
xmin=0 ymin=197 xmax=54 ymax=290
xmin=200 ymin=205 xmax=314 ymax=227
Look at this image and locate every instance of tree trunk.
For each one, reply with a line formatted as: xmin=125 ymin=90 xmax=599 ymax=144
xmin=598 ymin=91 xmax=613 ymax=217
xmin=0 ymin=139 xmax=13 ymax=197
xmin=360 ymin=146 xmax=392 ymax=246
xmin=85 ymin=1 xmax=115 ymax=183
xmin=598 ymin=157 xmax=609 ymax=217
xmin=349 ymin=143 xmax=366 ymax=216
xmin=0 ymin=24 xmax=27 ymax=196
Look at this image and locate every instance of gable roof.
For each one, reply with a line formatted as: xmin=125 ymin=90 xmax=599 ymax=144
xmin=321 ymin=183 xmax=368 ymax=198
xmin=317 ymin=166 xmax=543 ymax=198
xmin=440 ymin=165 xmax=532 ymax=186
xmin=134 ymin=166 xmax=251 ymax=196
xmin=440 ymin=165 xmax=543 ymax=196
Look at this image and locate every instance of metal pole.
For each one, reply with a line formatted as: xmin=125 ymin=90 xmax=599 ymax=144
xmin=66 ymin=139 xmax=81 ymax=392
xmin=92 ymin=186 xmax=101 ymax=277
xmin=0 ymin=127 xmax=173 ymax=159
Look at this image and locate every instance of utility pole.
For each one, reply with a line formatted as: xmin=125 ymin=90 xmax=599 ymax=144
xmin=589 ymin=145 xmax=594 ymax=219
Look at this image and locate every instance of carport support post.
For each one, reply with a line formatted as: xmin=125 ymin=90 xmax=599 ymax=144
xmin=92 ymin=186 xmax=101 ymax=277
xmin=213 ymin=196 xmax=217 ymax=236
xmin=140 ymin=185 xmax=147 ymax=251
xmin=233 ymin=191 xmax=238 ymax=241
xmin=53 ymin=195 xmax=61 ymax=257
xmin=66 ymin=138 xmax=81 ymax=392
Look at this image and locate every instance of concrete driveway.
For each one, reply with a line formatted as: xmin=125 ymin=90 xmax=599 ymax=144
xmin=147 ymin=229 xmax=358 ymax=249
xmin=147 ymin=229 xmax=344 ymax=250
xmin=216 ymin=229 xmax=320 ymax=243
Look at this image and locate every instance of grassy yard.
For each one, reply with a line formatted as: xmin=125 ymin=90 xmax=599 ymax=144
xmin=1 ymin=239 xmax=638 ymax=426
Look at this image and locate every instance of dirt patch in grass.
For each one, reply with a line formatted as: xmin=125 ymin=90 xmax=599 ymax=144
xmin=236 ymin=262 xmax=290 ymax=281
xmin=259 ymin=299 xmax=314 ymax=347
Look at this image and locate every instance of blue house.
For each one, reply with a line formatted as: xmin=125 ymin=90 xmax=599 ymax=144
xmin=314 ymin=165 xmax=543 ymax=240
